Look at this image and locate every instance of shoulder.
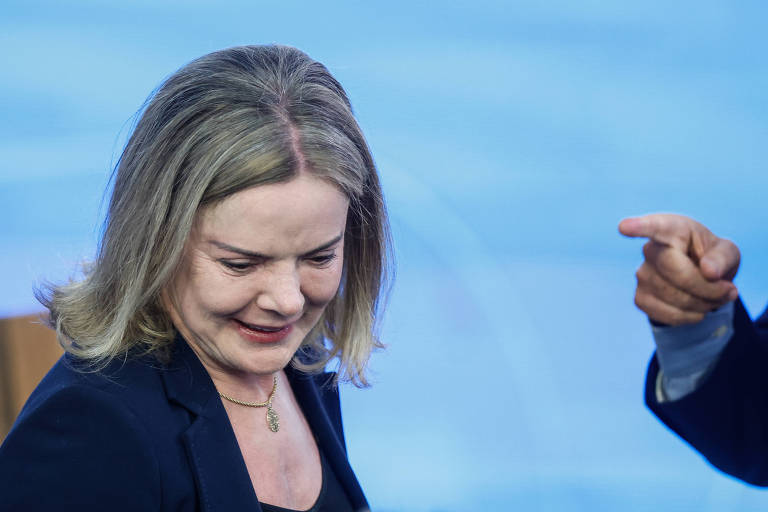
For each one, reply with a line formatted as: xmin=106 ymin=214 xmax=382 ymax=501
xmin=22 ymin=352 xmax=164 ymax=409
xmin=0 ymin=355 xmax=165 ymax=510
xmin=14 ymin=352 xmax=174 ymax=439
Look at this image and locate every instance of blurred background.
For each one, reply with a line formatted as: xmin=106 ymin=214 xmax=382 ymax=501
xmin=2 ymin=1 xmax=768 ymax=510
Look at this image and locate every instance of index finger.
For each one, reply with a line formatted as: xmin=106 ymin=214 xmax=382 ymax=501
xmin=619 ymin=214 xmax=692 ymax=251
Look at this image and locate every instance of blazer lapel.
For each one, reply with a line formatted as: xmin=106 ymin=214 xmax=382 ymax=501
xmin=160 ymin=337 xmax=368 ymax=511
xmin=286 ymin=367 xmax=369 ymax=510
xmin=161 ymin=338 xmax=260 ymax=512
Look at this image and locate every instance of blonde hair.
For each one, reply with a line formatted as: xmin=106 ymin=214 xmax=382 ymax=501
xmin=38 ymin=45 xmax=391 ymax=386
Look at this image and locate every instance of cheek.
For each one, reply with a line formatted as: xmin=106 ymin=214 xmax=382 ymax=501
xmin=178 ymin=266 xmax=252 ymax=317
xmin=302 ymin=267 xmax=344 ymax=307
xmin=197 ymin=286 xmax=253 ymax=316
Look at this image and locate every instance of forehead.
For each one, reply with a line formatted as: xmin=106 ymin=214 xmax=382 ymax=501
xmin=196 ymin=174 xmax=349 ymax=252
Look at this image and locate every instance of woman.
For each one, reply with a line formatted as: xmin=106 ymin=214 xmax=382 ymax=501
xmin=0 ymin=45 xmax=389 ymax=511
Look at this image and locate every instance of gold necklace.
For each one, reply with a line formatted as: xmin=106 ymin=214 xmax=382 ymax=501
xmin=218 ymin=376 xmax=280 ymax=433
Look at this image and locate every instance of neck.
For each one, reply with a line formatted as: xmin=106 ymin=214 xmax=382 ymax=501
xmin=178 ymin=331 xmax=283 ymax=401
xmin=210 ymin=369 xmax=280 ymax=402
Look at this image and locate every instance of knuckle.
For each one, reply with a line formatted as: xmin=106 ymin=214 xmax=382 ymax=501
xmin=655 ymin=253 xmax=682 ymax=279
xmin=699 ymin=283 xmax=726 ymax=301
xmin=666 ymin=309 xmax=682 ymax=325
xmin=711 ymin=286 xmax=730 ymax=302
xmin=670 ymin=309 xmax=705 ymax=325
xmin=642 ymin=241 xmax=655 ymax=260
xmin=636 ymin=262 xmax=660 ymax=286
xmin=690 ymin=297 xmax=716 ymax=313
xmin=680 ymin=293 xmax=700 ymax=310
xmin=676 ymin=273 xmax=697 ymax=291
xmin=634 ymin=292 xmax=659 ymax=319
xmin=667 ymin=310 xmax=691 ymax=326
xmin=634 ymin=291 xmax=648 ymax=311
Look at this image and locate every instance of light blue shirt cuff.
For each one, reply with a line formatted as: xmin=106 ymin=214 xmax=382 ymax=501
xmin=652 ymin=301 xmax=735 ymax=401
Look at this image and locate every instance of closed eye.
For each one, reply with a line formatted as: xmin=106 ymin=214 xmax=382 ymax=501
xmin=307 ymin=253 xmax=337 ymax=267
xmin=220 ymin=260 xmax=255 ymax=272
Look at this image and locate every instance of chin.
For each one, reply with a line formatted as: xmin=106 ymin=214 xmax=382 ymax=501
xmin=235 ymin=342 xmax=301 ymax=375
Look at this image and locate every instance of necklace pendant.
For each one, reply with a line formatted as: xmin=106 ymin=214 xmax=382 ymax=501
xmin=266 ymin=404 xmax=280 ymax=433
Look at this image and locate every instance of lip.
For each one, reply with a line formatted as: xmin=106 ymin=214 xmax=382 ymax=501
xmin=233 ymin=319 xmax=293 ymax=344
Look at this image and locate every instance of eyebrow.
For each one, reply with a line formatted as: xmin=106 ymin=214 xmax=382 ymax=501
xmin=209 ymin=233 xmax=344 ymax=259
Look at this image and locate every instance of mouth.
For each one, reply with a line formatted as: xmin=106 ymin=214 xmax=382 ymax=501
xmin=233 ymin=319 xmax=293 ymax=343
xmin=237 ymin=320 xmax=286 ymax=332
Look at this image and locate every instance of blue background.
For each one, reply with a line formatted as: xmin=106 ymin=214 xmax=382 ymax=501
xmin=2 ymin=1 xmax=768 ymax=510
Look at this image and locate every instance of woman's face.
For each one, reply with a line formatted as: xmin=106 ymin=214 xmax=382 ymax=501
xmin=165 ymin=173 xmax=349 ymax=379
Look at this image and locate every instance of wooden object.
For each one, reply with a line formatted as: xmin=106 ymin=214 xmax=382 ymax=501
xmin=0 ymin=314 xmax=63 ymax=442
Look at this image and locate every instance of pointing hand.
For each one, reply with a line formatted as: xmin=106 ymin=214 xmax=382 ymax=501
xmin=619 ymin=214 xmax=740 ymax=325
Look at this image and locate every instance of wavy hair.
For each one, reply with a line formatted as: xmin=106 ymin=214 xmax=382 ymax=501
xmin=37 ymin=45 xmax=391 ymax=386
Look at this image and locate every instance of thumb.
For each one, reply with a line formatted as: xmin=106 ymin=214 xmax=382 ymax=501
xmin=699 ymin=237 xmax=741 ymax=281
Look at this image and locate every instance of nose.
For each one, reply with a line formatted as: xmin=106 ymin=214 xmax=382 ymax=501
xmin=255 ymin=264 xmax=305 ymax=319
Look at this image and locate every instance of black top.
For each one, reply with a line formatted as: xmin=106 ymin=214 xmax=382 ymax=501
xmin=259 ymin=449 xmax=355 ymax=512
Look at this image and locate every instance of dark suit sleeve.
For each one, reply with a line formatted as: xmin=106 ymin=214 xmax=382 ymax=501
xmin=0 ymin=385 xmax=161 ymax=511
xmin=646 ymin=299 xmax=768 ymax=486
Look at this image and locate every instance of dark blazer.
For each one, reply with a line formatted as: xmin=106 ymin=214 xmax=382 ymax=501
xmin=0 ymin=336 xmax=369 ymax=511
xmin=645 ymin=298 xmax=768 ymax=486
